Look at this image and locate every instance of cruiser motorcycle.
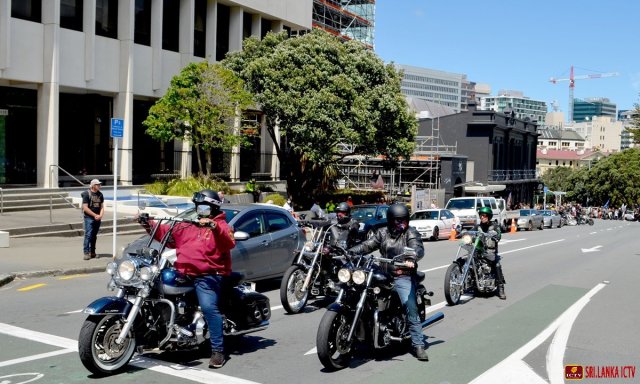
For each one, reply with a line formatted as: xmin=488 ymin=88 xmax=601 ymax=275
xmin=444 ymin=229 xmax=499 ymax=305
xmin=78 ymin=215 xmax=271 ymax=376
xmin=280 ymin=221 xmax=348 ymax=313
xmin=316 ymin=248 xmax=444 ymax=371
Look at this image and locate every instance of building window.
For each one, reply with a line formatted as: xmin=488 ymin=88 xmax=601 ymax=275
xmin=134 ymin=0 xmax=152 ymax=46
xmin=61 ymin=0 xmax=83 ymax=32
xmin=193 ymin=0 xmax=206 ymax=58
xmin=163 ymin=0 xmax=180 ymax=52
xmin=96 ymin=0 xmax=118 ymax=38
xmin=215 ymin=4 xmax=230 ymax=61
xmin=11 ymin=0 xmax=41 ymax=22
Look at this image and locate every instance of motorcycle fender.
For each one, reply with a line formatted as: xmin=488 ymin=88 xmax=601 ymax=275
xmin=83 ymin=296 xmax=132 ymax=316
xmin=326 ymin=302 xmax=350 ymax=315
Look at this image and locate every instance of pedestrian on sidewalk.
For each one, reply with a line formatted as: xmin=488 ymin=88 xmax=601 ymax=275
xmin=81 ymin=179 xmax=104 ymax=260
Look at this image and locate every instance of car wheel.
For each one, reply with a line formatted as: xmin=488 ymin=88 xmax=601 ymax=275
xmin=527 ymin=221 xmax=533 ymax=231
xmin=431 ymin=226 xmax=439 ymax=241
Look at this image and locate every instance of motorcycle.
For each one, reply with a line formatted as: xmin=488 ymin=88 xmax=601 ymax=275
xmin=78 ymin=215 xmax=271 ymax=376
xmin=560 ymin=211 xmax=577 ymax=226
xmin=316 ymin=248 xmax=444 ymax=371
xmin=279 ymin=220 xmax=348 ymax=313
xmin=444 ymin=229 xmax=500 ymax=305
xmin=576 ymin=214 xmax=594 ymax=226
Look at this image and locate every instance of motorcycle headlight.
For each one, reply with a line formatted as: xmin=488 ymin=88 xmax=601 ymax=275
xmin=139 ymin=266 xmax=153 ymax=281
xmin=303 ymin=241 xmax=315 ymax=253
xmin=337 ymin=268 xmax=351 ymax=283
xmin=106 ymin=261 xmax=117 ymax=276
xmin=461 ymin=234 xmax=473 ymax=245
xmin=118 ymin=260 xmax=136 ymax=281
xmin=352 ymin=270 xmax=367 ymax=285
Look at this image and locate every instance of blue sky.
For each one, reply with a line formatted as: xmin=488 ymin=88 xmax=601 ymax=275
xmin=374 ymin=0 xmax=640 ymax=116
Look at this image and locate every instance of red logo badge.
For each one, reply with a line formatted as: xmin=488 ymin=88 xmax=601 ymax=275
xmin=565 ymin=365 xmax=584 ymax=380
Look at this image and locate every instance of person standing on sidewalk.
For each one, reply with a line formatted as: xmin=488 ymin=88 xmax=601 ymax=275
xmin=81 ymin=179 xmax=104 ymax=260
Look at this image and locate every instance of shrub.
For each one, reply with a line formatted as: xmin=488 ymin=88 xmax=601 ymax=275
xmin=144 ymin=180 xmax=168 ymax=195
xmin=165 ymin=176 xmax=229 ymax=197
xmin=263 ymin=193 xmax=286 ymax=206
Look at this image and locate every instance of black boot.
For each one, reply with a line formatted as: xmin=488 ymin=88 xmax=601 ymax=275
xmin=413 ymin=346 xmax=429 ymax=361
xmin=497 ymin=284 xmax=506 ymax=300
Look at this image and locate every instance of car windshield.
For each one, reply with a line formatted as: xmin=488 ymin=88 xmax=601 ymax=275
xmin=446 ymin=199 xmax=474 ymax=209
xmin=176 ymin=207 xmax=239 ymax=223
xmin=351 ymin=207 xmax=378 ymax=221
xmin=411 ymin=211 xmax=437 ymax=220
xmin=520 ymin=210 xmax=531 ymax=216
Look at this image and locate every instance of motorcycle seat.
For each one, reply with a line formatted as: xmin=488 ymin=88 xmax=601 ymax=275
xmin=416 ymin=271 xmax=425 ymax=282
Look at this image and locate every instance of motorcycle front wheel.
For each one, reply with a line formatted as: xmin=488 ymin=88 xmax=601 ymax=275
xmin=78 ymin=315 xmax=136 ymax=376
xmin=280 ymin=265 xmax=310 ymax=314
xmin=588 ymin=218 xmax=594 ymax=225
xmin=316 ymin=309 xmax=353 ymax=371
xmin=444 ymin=263 xmax=463 ymax=305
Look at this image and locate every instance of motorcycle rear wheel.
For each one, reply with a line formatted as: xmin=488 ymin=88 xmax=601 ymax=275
xmin=78 ymin=315 xmax=136 ymax=376
xmin=316 ymin=310 xmax=353 ymax=371
xmin=280 ymin=265 xmax=310 ymax=314
xmin=588 ymin=218 xmax=594 ymax=225
xmin=444 ymin=263 xmax=463 ymax=306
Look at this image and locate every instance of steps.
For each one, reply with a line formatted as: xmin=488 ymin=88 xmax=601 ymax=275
xmin=7 ymin=218 xmax=146 ymax=238
xmin=0 ymin=190 xmax=78 ymax=212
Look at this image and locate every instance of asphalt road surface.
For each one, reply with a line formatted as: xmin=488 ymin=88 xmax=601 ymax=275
xmin=1 ymin=219 xmax=638 ymax=384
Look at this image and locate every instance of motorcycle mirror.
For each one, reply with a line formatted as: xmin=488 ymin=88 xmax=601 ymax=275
xmin=138 ymin=199 xmax=148 ymax=210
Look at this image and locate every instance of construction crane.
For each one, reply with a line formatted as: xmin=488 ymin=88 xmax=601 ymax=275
xmin=549 ymin=65 xmax=619 ymax=122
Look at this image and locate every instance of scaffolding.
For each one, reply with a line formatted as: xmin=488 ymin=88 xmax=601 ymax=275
xmin=312 ymin=0 xmax=375 ymax=49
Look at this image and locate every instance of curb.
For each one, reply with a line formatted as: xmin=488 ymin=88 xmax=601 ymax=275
xmin=0 ymin=266 xmax=107 ymax=288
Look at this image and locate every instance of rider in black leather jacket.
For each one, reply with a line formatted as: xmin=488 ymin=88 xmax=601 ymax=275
xmin=347 ymin=203 xmax=429 ymax=361
xmin=475 ymin=206 xmax=506 ymax=300
xmin=327 ymin=202 xmax=360 ymax=249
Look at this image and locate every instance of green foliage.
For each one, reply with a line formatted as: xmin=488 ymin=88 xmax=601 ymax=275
xmin=165 ymin=176 xmax=229 ymax=197
xmin=144 ymin=180 xmax=169 ymax=195
xmin=263 ymin=193 xmax=286 ymax=206
xmin=223 ymin=30 xmax=417 ymax=204
xmin=624 ymin=103 xmax=640 ymax=144
xmin=143 ymin=62 xmax=255 ymax=176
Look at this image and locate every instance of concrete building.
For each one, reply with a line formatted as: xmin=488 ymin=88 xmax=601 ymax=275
xmin=396 ymin=64 xmax=474 ymax=113
xmin=619 ymin=110 xmax=637 ymax=150
xmin=572 ymin=116 xmax=623 ymax=152
xmin=536 ymin=148 xmax=608 ymax=177
xmin=0 ymin=0 xmax=312 ymax=187
xmin=537 ymin=127 xmax=585 ymax=151
xmin=480 ymin=90 xmax=547 ymax=125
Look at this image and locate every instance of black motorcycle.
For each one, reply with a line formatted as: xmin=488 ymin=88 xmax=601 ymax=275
xmin=444 ymin=229 xmax=499 ymax=305
xmin=316 ymin=248 xmax=444 ymax=371
xmin=279 ymin=221 xmax=347 ymax=313
xmin=78 ymin=215 xmax=271 ymax=376
xmin=576 ymin=214 xmax=594 ymax=226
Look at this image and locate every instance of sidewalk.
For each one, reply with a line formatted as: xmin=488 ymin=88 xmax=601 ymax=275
xmin=0 ymin=208 xmax=142 ymax=287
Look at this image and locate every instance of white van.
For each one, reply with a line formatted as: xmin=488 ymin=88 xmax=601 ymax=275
xmin=445 ymin=197 xmax=500 ymax=229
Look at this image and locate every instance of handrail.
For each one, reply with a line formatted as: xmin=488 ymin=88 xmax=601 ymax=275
xmin=138 ymin=189 xmax=179 ymax=215
xmin=49 ymin=192 xmax=81 ymax=223
xmin=49 ymin=164 xmax=85 ymax=188
xmin=0 ymin=187 xmax=3 ymax=215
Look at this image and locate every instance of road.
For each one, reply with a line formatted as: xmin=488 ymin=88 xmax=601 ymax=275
xmin=0 ymin=220 xmax=638 ymax=383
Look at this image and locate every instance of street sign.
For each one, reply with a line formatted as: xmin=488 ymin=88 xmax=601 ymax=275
xmin=110 ymin=118 xmax=124 ymax=138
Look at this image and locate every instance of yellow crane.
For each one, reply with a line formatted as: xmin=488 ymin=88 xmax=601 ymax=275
xmin=549 ymin=65 xmax=619 ymax=122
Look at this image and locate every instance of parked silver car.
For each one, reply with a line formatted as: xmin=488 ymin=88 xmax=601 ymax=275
xmin=540 ymin=209 xmax=563 ymax=228
xmin=516 ymin=209 xmax=544 ymax=231
xmin=122 ymin=204 xmax=305 ymax=282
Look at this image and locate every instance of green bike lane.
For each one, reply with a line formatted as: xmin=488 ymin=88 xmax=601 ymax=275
xmin=359 ymin=284 xmax=590 ymax=384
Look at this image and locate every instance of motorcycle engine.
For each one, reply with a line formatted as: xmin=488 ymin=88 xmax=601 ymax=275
xmin=477 ymin=260 xmax=496 ymax=291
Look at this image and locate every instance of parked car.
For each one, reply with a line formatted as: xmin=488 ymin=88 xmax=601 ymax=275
xmin=350 ymin=204 xmax=389 ymax=240
xmin=445 ymin=196 xmax=499 ymax=229
xmin=409 ymin=208 xmax=458 ymax=241
xmin=540 ymin=209 xmax=563 ymax=228
xmin=122 ymin=204 xmax=305 ymax=282
xmin=515 ymin=209 xmax=544 ymax=231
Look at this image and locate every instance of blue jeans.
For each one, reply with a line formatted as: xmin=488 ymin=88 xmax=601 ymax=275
xmin=193 ymin=275 xmax=224 ymax=353
xmin=394 ymin=276 xmax=423 ymax=347
xmin=83 ymin=216 xmax=101 ymax=255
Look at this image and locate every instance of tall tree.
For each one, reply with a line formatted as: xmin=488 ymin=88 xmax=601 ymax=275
xmin=587 ymin=148 xmax=640 ymax=207
xmin=143 ymin=62 xmax=254 ymax=176
xmin=223 ymin=30 xmax=417 ymax=203
xmin=623 ymin=100 xmax=640 ymax=143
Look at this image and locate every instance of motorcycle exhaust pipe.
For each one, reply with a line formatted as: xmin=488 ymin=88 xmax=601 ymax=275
xmin=421 ymin=311 xmax=444 ymax=330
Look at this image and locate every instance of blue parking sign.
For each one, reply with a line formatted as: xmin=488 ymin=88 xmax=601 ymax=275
xmin=110 ymin=118 xmax=124 ymax=138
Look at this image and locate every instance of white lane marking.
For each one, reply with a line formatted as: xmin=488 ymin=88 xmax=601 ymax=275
xmin=500 ymin=239 xmax=565 ymax=255
xmin=581 ymin=245 xmax=602 ymax=253
xmin=64 ymin=309 xmax=83 ymax=314
xmin=270 ymin=304 xmax=283 ymax=311
xmin=471 ymin=359 xmax=547 ymax=384
xmin=470 ymin=282 xmax=607 ymax=384
xmin=500 ymin=239 xmax=526 ymax=244
xmin=0 ymin=323 xmax=261 ymax=384
xmin=547 ymin=282 xmax=607 ymax=384
xmin=589 ymin=232 xmax=597 ymax=235
xmin=304 ymin=347 xmax=317 ymax=356
xmin=0 ymin=349 xmax=75 ymax=367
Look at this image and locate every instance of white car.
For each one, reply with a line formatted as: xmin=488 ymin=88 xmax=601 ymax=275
xmin=409 ymin=209 xmax=458 ymax=241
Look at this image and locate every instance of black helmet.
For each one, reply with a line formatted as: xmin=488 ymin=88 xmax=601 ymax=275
xmin=477 ymin=206 xmax=493 ymax=220
xmin=335 ymin=202 xmax=351 ymax=223
xmin=386 ymin=203 xmax=410 ymax=234
xmin=192 ymin=189 xmax=222 ymax=217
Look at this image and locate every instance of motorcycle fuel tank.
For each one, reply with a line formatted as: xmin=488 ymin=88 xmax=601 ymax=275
xmin=161 ymin=268 xmax=195 ymax=295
